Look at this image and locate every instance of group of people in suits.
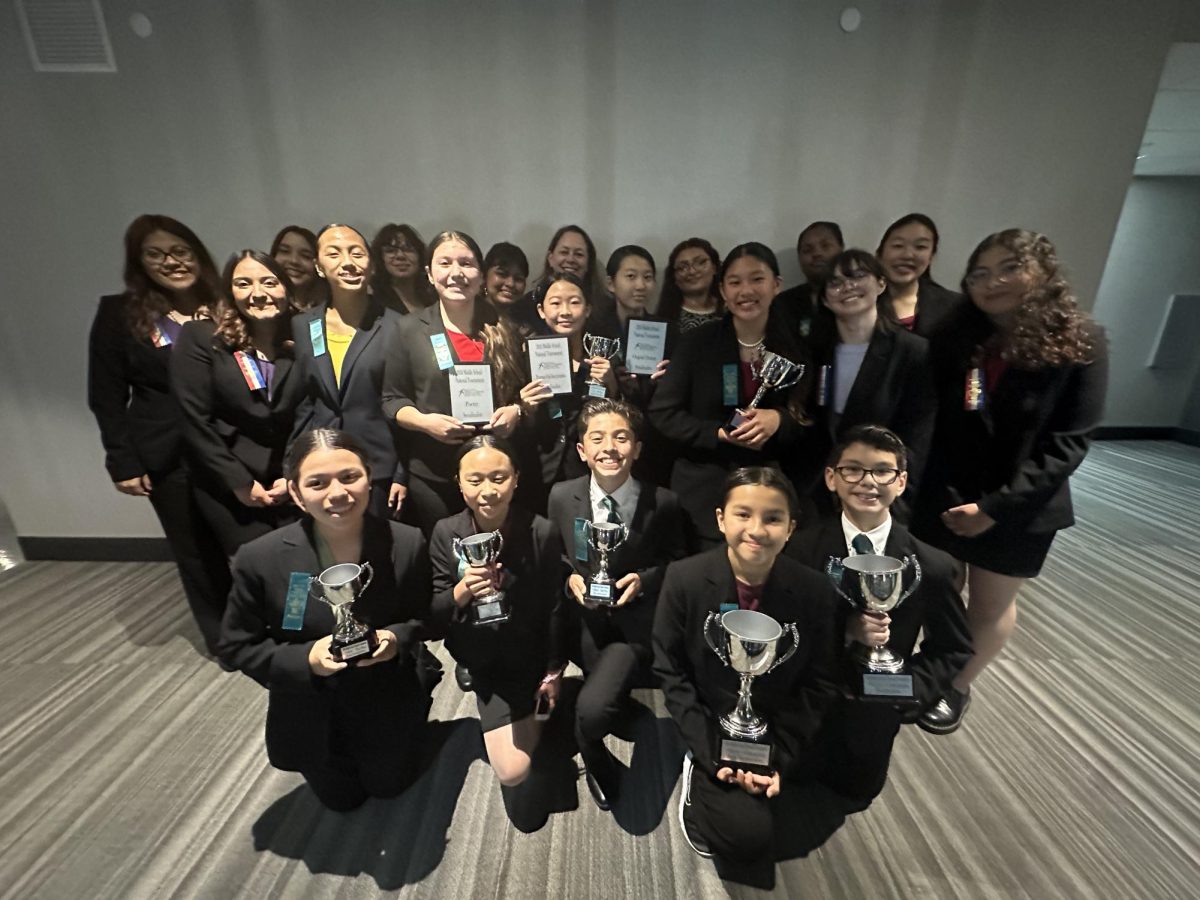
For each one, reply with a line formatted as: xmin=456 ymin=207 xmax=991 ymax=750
xmin=86 ymin=209 xmax=1107 ymax=866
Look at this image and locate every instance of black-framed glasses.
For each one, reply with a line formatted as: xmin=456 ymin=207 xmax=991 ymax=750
xmin=382 ymin=242 xmax=417 ymax=256
xmin=834 ymin=465 xmax=901 ymax=485
xmin=825 ymin=270 xmax=873 ymax=293
xmin=142 ymin=245 xmax=195 ymax=265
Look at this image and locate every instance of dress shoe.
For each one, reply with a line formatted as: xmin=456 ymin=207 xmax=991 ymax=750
xmin=455 ymin=663 xmax=474 ymax=693
xmin=918 ymin=686 xmax=971 ymax=735
xmin=677 ymin=752 xmax=713 ymax=858
xmin=581 ymin=742 xmax=620 ymax=811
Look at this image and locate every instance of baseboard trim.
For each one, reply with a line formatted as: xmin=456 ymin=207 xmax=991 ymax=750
xmin=19 ymin=537 xmax=173 ymax=562
xmin=1095 ymin=426 xmax=1200 ymax=446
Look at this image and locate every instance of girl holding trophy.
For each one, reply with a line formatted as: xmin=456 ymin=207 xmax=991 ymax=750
xmin=653 ymin=467 xmax=839 ymax=864
xmin=219 ymin=428 xmax=433 ymax=811
xmin=429 ymin=436 xmax=568 ymax=796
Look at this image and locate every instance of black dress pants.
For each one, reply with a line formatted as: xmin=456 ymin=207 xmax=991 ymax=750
xmin=686 ymin=765 xmax=775 ymax=865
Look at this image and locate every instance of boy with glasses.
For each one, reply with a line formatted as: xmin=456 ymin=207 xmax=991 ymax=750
xmin=786 ymin=424 xmax=972 ymax=810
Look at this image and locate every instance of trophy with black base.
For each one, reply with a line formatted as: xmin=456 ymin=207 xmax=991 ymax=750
xmin=311 ymin=562 xmax=379 ymax=663
xmin=583 ymin=520 xmax=628 ymax=604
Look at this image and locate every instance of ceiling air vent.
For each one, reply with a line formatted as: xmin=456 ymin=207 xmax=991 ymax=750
xmin=15 ymin=0 xmax=116 ymax=73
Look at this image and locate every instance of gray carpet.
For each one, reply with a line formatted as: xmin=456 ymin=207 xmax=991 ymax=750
xmin=1 ymin=441 xmax=1197 ymax=898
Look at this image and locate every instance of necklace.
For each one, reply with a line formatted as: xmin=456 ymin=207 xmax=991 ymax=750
xmin=736 ymin=336 xmax=764 ymax=349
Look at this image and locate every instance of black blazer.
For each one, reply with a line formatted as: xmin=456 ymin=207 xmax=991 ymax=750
xmin=786 ymin=517 xmax=971 ymax=709
xmin=648 ymin=315 xmax=810 ymax=474
xmin=217 ymin=516 xmax=431 ymax=772
xmin=773 ymin=282 xmax=819 ymax=340
xmin=380 ymin=302 xmax=501 ymax=485
xmin=880 ymin=281 xmax=965 ymax=339
xmin=652 ymin=548 xmax=840 ymax=777
xmin=547 ymin=476 xmax=688 ymax=663
xmin=917 ymin=305 xmax=1109 ymax=534
xmin=87 ymin=294 xmax=184 ymax=481
xmin=290 ymin=301 xmax=406 ymax=485
xmin=170 ymin=319 xmax=302 ymax=494
xmin=801 ymin=323 xmax=936 ymax=496
xmin=429 ymin=506 xmax=568 ymax=681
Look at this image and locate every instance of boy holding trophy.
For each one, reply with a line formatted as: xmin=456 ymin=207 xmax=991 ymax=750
xmin=652 ymin=467 xmax=839 ymax=864
xmin=547 ymin=399 xmax=688 ymax=811
xmin=786 ymin=425 xmax=972 ymax=810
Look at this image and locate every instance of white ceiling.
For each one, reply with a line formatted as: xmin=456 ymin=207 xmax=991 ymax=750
xmin=1135 ymin=42 xmax=1200 ymax=176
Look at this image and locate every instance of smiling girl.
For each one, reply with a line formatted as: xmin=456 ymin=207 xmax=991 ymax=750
xmin=875 ymin=213 xmax=963 ymax=337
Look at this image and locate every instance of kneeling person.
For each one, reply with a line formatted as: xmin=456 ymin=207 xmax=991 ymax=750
xmin=548 ymin=399 xmax=687 ymax=810
xmin=786 ymin=424 xmax=972 ymax=810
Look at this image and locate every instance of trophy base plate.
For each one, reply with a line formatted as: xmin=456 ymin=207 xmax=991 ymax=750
xmin=332 ymin=628 xmax=379 ymax=664
xmin=587 ymin=581 xmax=616 ymax=604
xmin=470 ymin=599 xmax=509 ymax=625
xmin=586 ymin=382 xmax=608 ymax=399
xmin=859 ymin=672 xmax=919 ymax=705
xmin=719 ymin=736 xmax=774 ymax=775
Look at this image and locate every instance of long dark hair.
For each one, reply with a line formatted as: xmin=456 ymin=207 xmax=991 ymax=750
xmin=658 ymin=237 xmax=721 ymax=321
xmin=538 ymin=225 xmax=604 ymax=297
xmin=963 ymin=229 xmax=1097 ymax=369
xmin=285 ymin=427 xmax=372 ymax=482
xmin=369 ymin=223 xmax=435 ymax=312
xmin=269 ymin=225 xmax=317 ymax=259
xmin=121 ymin=214 xmax=221 ymax=341
xmin=213 ymin=249 xmax=295 ymax=353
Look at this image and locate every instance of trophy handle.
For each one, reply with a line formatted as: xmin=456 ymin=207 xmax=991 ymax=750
xmin=583 ymin=334 xmax=597 ymax=357
xmin=451 ymin=536 xmax=463 ymax=560
xmin=824 ymin=558 xmax=856 ymax=608
xmin=617 ymin=523 xmax=629 ymax=543
xmin=492 ymin=530 xmax=505 ymax=557
xmin=898 ymin=555 xmax=922 ymax=605
xmin=703 ymin=611 xmax=728 ymax=664
xmin=767 ymin=622 xmax=800 ymax=674
xmin=358 ymin=561 xmax=374 ymax=593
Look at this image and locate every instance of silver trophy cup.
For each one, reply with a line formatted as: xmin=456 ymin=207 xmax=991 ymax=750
xmin=311 ymin=562 xmax=378 ymax=663
xmin=584 ymin=520 xmax=629 ymax=604
xmin=453 ymin=531 xmax=508 ymax=624
xmin=727 ymin=351 xmax=805 ymax=430
xmin=827 ymin=553 xmax=921 ymax=674
xmin=582 ymin=333 xmax=621 ymax=398
xmin=704 ymin=608 xmax=799 ymax=771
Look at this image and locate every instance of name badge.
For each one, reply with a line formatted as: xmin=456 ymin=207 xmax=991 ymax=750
xmin=549 ymin=400 xmax=563 ymax=420
xmin=719 ymin=602 xmax=738 ymax=615
xmin=282 ymin=572 xmax=312 ymax=630
xmin=234 ymin=350 xmax=267 ymax=392
xmin=573 ymin=518 xmax=590 ymax=562
xmin=151 ymin=325 xmax=172 ymax=348
xmin=964 ymin=367 xmax=986 ymax=411
xmin=431 ymin=333 xmax=454 ymax=371
xmin=816 ymin=365 xmax=832 ymax=407
xmin=309 ymin=319 xmax=326 ymax=356
xmin=722 ymin=364 xmax=739 ymax=406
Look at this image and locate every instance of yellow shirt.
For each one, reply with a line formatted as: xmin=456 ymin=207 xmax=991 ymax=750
xmin=327 ymin=330 xmax=353 ymax=385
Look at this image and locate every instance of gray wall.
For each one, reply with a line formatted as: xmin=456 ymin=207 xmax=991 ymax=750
xmin=1092 ymin=177 xmax=1200 ymax=426
xmin=0 ymin=0 xmax=1185 ymax=538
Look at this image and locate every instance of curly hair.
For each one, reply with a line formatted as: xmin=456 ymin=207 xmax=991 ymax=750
xmin=962 ymin=229 xmax=1096 ymax=369
xmin=213 ymin=249 xmax=296 ymax=353
xmin=121 ymin=214 xmax=221 ymax=341
xmin=369 ymin=223 xmax=436 ymax=311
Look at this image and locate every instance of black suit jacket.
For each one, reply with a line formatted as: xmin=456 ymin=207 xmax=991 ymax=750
xmin=429 ymin=506 xmax=568 ymax=680
xmin=800 ymin=323 xmax=936 ymax=497
xmin=652 ymin=548 xmax=840 ymax=777
xmin=879 ymin=280 xmax=965 ymax=338
xmin=917 ymin=304 xmax=1109 ymax=533
xmin=217 ymin=517 xmax=431 ymax=772
xmin=290 ymin=301 xmax=406 ymax=485
xmin=87 ymin=294 xmax=184 ymax=480
xmin=773 ymin=282 xmax=819 ymax=340
xmin=380 ymin=302 xmax=501 ymax=485
xmin=170 ymin=319 xmax=302 ymax=494
xmin=547 ymin=476 xmax=688 ymax=665
xmin=786 ymin=517 xmax=971 ymax=710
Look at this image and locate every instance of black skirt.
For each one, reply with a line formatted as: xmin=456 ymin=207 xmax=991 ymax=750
xmin=915 ymin=515 xmax=1057 ymax=579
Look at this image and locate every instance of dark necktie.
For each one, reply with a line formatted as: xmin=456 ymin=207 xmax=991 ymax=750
xmin=851 ymin=533 xmax=874 ymax=555
xmin=600 ymin=495 xmax=621 ymax=524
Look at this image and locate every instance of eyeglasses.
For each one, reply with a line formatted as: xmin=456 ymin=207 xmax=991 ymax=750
xmin=964 ymin=259 xmax=1024 ymax=289
xmin=834 ymin=465 xmax=901 ymax=485
xmin=383 ymin=243 xmax=417 ymax=256
xmin=674 ymin=258 xmax=711 ymax=275
xmin=825 ymin=270 xmax=873 ymax=293
xmin=142 ymin=245 xmax=195 ymax=265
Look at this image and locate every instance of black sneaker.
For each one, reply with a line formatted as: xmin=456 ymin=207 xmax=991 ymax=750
xmin=582 ymin=742 xmax=620 ymax=812
xmin=677 ymin=752 xmax=714 ymax=859
xmin=918 ymin=686 xmax=971 ymax=735
xmin=455 ymin=663 xmax=474 ymax=693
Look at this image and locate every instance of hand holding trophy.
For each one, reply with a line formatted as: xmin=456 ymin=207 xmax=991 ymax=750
xmin=310 ymin=562 xmax=379 ymax=663
xmin=453 ymin=531 xmax=509 ymax=624
xmin=725 ymin=351 xmax=804 ymax=432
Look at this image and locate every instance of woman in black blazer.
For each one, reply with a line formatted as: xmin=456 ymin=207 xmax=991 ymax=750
xmin=171 ymin=249 xmax=303 ymax=555
xmin=799 ymin=249 xmax=936 ymax=505
xmin=649 ymin=242 xmax=813 ymax=549
xmin=292 ymin=224 xmax=406 ymax=520
xmin=876 ymin=213 xmax=964 ymax=338
xmin=428 ymin=436 xmax=567 ymax=791
xmin=653 ymin=467 xmax=839 ymax=864
xmin=87 ymin=214 xmax=231 ymax=657
xmin=380 ymin=230 xmax=527 ymax=535
xmin=913 ymin=229 xmax=1108 ymax=733
xmin=219 ymin=428 xmax=432 ymax=811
